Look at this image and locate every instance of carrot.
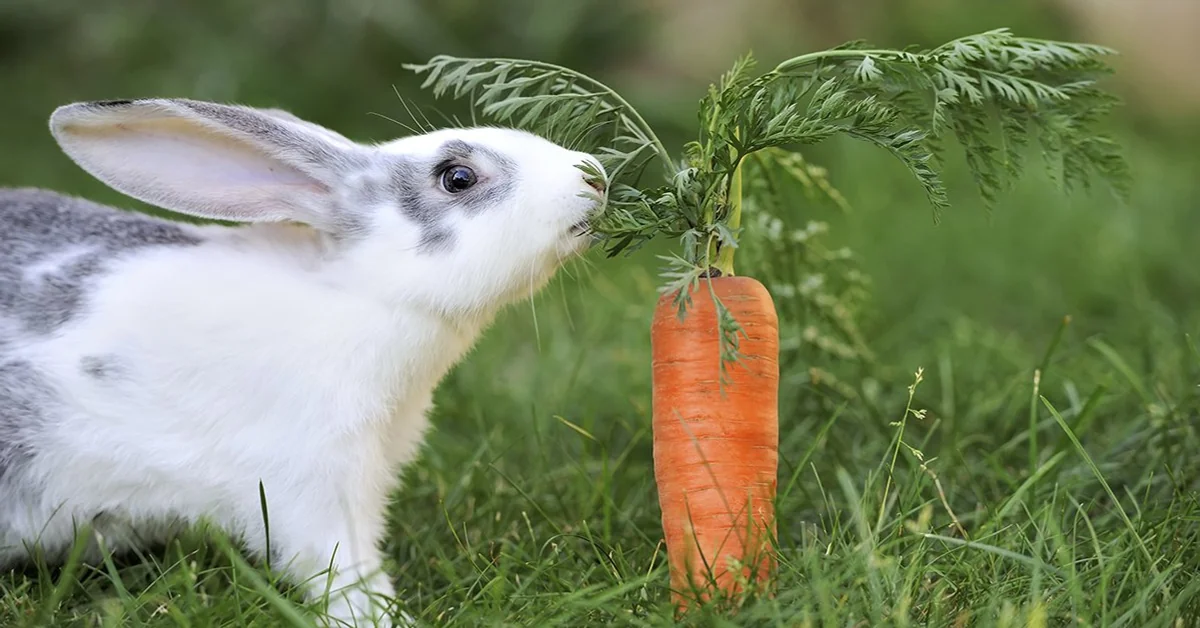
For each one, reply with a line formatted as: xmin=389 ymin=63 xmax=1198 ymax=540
xmin=652 ymin=274 xmax=779 ymax=610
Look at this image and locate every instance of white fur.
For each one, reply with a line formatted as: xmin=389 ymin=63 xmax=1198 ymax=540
xmin=0 ymin=99 xmax=607 ymax=627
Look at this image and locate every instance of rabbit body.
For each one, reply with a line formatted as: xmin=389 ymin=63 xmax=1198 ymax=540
xmin=0 ymin=99 xmax=606 ymax=627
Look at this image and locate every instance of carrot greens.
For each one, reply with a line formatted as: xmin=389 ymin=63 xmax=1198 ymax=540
xmin=406 ymin=27 xmax=1130 ymax=365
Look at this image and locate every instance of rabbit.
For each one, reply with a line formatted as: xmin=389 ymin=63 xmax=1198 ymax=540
xmin=0 ymin=97 xmax=608 ymax=627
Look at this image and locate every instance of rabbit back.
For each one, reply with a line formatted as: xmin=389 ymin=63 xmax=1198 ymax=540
xmin=0 ymin=188 xmax=204 ymax=336
xmin=0 ymin=188 xmax=206 ymax=561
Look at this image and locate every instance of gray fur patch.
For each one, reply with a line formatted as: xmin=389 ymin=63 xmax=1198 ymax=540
xmin=80 ymin=355 xmax=123 ymax=381
xmin=388 ymin=160 xmax=437 ymax=227
xmin=418 ymin=226 xmax=455 ymax=252
xmin=0 ymin=359 xmax=50 ymax=486
xmin=0 ymin=188 xmax=203 ymax=334
xmin=387 ymin=139 xmax=517 ymax=254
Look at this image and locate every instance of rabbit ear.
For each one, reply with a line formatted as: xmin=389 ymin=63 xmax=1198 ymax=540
xmin=257 ymin=107 xmax=358 ymax=148
xmin=49 ymin=99 xmax=367 ymax=228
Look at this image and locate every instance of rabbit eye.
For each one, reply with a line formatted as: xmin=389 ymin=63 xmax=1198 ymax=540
xmin=440 ymin=165 xmax=477 ymax=193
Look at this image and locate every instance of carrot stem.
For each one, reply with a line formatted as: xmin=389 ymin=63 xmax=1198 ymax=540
xmin=714 ymin=154 xmax=743 ymax=277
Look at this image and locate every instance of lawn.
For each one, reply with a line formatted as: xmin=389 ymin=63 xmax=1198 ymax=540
xmin=3 ymin=3 xmax=1200 ymax=626
xmin=2 ymin=119 xmax=1199 ymax=627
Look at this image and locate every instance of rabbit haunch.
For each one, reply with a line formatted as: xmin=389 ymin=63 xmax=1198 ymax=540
xmin=0 ymin=98 xmax=606 ymax=626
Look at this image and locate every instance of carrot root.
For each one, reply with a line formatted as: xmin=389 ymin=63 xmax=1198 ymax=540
xmin=651 ymin=275 xmax=779 ymax=611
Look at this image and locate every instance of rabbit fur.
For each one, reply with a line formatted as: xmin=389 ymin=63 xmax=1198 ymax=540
xmin=0 ymin=98 xmax=607 ymax=626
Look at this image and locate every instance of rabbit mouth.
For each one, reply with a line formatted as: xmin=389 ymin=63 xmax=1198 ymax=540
xmin=569 ymin=219 xmax=591 ymax=236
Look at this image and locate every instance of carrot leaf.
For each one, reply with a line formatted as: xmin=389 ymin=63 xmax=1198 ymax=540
xmin=406 ymin=27 xmax=1129 ymax=326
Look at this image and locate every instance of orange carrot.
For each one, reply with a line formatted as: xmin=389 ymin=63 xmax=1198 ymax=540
xmin=652 ymin=275 xmax=779 ymax=610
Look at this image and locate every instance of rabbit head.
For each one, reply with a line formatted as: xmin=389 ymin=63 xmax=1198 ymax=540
xmin=48 ymin=98 xmax=608 ymax=318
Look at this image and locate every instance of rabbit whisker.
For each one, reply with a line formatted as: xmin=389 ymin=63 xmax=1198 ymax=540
xmin=392 ymin=87 xmax=433 ymax=134
xmin=367 ymin=111 xmax=421 ymax=137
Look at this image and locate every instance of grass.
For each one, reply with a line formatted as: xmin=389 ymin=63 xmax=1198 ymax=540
xmin=3 ymin=135 xmax=1199 ymax=627
xmin=3 ymin=24 xmax=1200 ymax=622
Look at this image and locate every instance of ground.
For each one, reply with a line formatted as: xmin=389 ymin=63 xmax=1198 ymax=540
xmin=2 ymin=135 xmax=1199 ymax=628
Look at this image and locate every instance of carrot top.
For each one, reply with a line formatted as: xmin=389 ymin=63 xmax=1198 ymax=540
xmin=407 ymin=28 xmax=1130 ymax=362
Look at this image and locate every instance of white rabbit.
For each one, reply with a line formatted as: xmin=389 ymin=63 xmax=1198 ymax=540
xmin=0 ymin=98 xmax=607 ymax=627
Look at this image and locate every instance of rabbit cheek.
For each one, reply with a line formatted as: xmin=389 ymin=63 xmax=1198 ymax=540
xmin=386 ymin=160 xmax=461 ymax=256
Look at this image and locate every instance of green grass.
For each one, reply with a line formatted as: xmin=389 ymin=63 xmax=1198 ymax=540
xmin=3 ymin=133 xmax=1200 ymax=627
xmin=3 ymin=4 xmax=1200 ymax=623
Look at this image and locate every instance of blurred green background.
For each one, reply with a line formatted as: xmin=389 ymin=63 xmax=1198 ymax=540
xmin=2 ymin=0 xmax=1200 ymax=623
xmin=3 ymin=0 xmax=1198 ymax=360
